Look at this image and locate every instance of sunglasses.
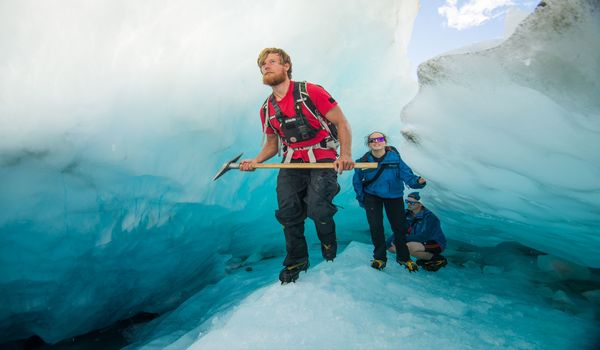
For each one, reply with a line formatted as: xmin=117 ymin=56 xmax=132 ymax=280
xmin=405 ymin=200 xmax=419 ymax=206
xmin=368 ymin=137 xmax=386 ymax=143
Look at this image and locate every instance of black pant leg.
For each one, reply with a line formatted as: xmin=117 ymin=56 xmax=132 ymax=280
xmin=364 ymin=193 xmax=387 ymax=261
xmin=383 ymin=197 xmax=410 ymax=262
xmin=306 ymin=167 xmax=339 ymax=246
xmin=276 ymin=168 xmax=309 ymax=266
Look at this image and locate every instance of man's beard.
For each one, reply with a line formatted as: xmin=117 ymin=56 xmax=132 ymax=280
xmin=262 ymin=70 xmax=287 ymax=86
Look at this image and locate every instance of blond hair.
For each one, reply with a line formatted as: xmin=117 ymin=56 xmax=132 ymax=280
xmin=257 ymin=48 xmax=293 ymax=79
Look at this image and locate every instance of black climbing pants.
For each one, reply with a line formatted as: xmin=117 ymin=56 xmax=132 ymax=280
xmin=276 ymin=160 xmax=339 ymax=266
xmin=364 ymin=193 xmax=410 ymax=262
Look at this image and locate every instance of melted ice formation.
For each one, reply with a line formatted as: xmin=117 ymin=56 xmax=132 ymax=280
xmin=401 ymin=0 xmax=600 ymax=267
xmin=0 ymin=0 xmax=418 ymax=343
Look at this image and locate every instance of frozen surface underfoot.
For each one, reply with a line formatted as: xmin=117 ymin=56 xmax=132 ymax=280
xmin=3 ymin=240 xmax=599 ymax=349
xmin=121 ymin=241 xmax=600 ymax=350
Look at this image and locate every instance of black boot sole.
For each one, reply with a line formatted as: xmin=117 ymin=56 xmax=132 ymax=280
xmin=279 ymin=262 xmax=310 ymax=284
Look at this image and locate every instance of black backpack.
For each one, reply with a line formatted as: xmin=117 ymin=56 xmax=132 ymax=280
xmin=262 ymin=81 xmax=338 ymax=141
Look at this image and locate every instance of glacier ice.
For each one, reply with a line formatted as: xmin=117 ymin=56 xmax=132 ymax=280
xmin=0 ymin=0 xmax=419 ymax=344
xmin=124 ymin=242 xmax=599 ymax=350
xmin=0 ymin=0 xmax=599 ymax=347
xmin=400 ymin=0 xmax=600 ymax=267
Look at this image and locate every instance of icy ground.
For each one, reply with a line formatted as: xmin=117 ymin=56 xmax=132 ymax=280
xmin=124 ymin=242 xmax=600 ymax=350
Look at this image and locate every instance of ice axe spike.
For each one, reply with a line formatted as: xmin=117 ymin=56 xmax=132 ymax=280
xmin=212 ymin=152 xmax=244 ymax=181
xmin=213 ymin=153 xmax=378 ymax=181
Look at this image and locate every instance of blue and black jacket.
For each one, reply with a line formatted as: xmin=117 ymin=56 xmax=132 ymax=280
xmin=405 ymin=208 xmax=447 ymax=249
xmin=385 ymin=208 xmax=447 ymax=250
xmin=352 ymin=147 xmax=425 ymax=205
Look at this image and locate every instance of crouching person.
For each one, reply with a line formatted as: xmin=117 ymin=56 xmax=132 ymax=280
xmin=387 ymin=192 xmax=448 ymax=271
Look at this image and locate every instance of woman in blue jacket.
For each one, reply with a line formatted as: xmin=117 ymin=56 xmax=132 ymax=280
xmin=352 ymin=132 xmax=426 ymax=272
xmin=387 ymin=192 xmax=448 ymax=271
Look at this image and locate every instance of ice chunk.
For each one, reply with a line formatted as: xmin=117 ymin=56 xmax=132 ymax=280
xmin=537 ymin=255 xmax=592 ymax=281
xmin=582 ymin=290 xmax=600 ymax=305
xmin=400 ymin=0 xmax=600 ymax=267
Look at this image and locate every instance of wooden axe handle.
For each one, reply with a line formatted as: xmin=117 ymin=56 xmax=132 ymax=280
xmin=252 ymin=162 xmax=377 ymax=169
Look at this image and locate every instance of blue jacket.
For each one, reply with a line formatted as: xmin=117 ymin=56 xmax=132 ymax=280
xmin=352 ymin=148 xmax=424 ymax=205
xmin=406 ymin=208 xmax=447 ymax=249
xmin=385 ymin=208 xmax=447 ymax=250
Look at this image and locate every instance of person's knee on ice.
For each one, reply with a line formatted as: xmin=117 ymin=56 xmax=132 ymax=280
xmin=389 ymin=239 xmax=438 ymax=261
xmin=407 ymin=241 xmax=434 ymax=260
xmin=387 ymin=243 xmax=396 ymax=254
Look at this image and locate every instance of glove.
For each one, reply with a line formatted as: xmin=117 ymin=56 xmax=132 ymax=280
xmin=399 ymin=260 xmax=419 ymax=273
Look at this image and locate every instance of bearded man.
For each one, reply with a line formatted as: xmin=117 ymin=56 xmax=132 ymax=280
xmin=240 ymin=48 xmax=354 ymax=283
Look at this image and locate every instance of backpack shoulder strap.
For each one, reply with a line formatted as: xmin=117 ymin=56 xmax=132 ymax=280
xmin=297 ymin=81 xmax=320 ymax=117
xmin=358 ymin=152 xmax=385 ymax=188
xmin=261 ymin=98 xmax=269 ymax=130
xmin=297 ymin=81 xmax=338 ymax=140
xmin=269 ymin=94 xmax=284 ymax=120
xmin=261 ymin=96 xmax=284 ymax=156
xmin=361 ymin=163 xmax=387 ymax=188
xmin=261 ymin=97 xmax=269 ymax=117
xmin=262 ymin=97 xmax=278 ymax=131
xmin=360 ymin=150 xmax=395 ymax=188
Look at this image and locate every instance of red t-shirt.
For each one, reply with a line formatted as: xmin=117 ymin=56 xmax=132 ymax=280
xmin=260 ymin=81 xmax=338 ymax=161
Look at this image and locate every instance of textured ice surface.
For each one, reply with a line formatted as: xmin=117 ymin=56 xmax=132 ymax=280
xmin=400 ymin=0 xmax=600 ymax=267
xmin=125 ymin=242 xmax=599 ymax=350
xmin=1 ymin=0 xmax=599 ymax=346
xmin=0 ymin=0 xmax=418 ymax=343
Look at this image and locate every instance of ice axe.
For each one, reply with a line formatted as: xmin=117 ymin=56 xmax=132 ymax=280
xmin=213 ymin=153 xmax=378 ymax=181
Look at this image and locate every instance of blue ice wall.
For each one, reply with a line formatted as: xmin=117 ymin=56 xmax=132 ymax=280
xmin=1 ymin=0 xmax=598 ymax=345
xmin=0 ymin=0 xmax=419 ymax=343
xmin=400 ymin=0 xmax=600 ymax=267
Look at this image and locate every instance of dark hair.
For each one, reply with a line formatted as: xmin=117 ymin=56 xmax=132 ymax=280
xmin=365 ymin=131 xmax=387 ymax=146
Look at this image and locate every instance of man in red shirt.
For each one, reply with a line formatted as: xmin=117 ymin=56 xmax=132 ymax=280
xmin=240 ymin=48 xmax=354 ymax=283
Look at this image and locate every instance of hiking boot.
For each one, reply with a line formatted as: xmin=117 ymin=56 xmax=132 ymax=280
xmin=423 ymin=255 xmax=448 ymax=272
xmin=321 ymin=242 xmax=337 ymax=261
xmin=279 ymin=260 xmax=310 ymax=284
xmin=371 ymin=259 xmax=386 ymax=271
xmin=398 ymin=259 xmax=419 ymax=273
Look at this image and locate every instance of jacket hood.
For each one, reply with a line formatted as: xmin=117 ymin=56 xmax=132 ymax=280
xmin=365 ymin=149 xmax=401 ymax=164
